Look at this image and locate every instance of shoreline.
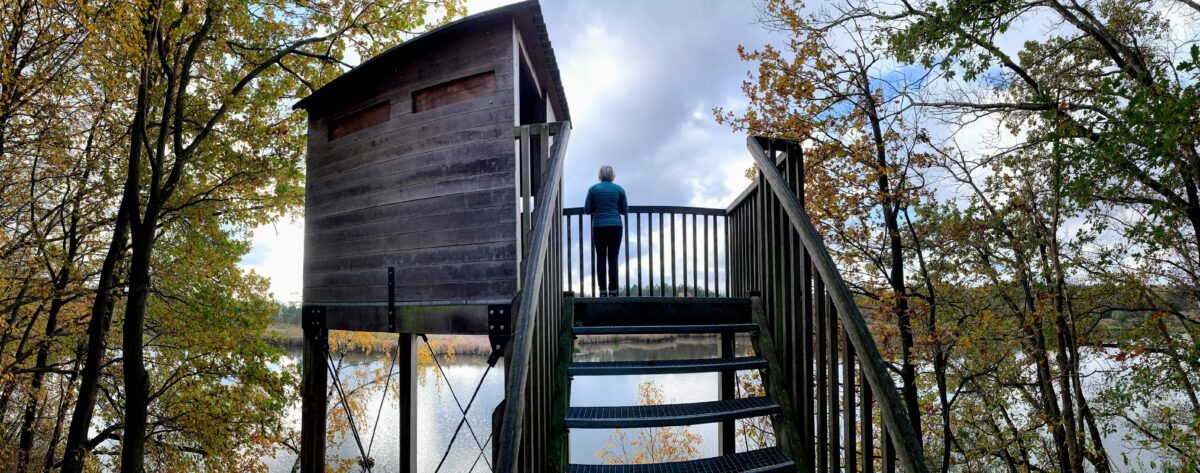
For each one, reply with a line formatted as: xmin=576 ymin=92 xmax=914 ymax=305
xmin=264 ymin=323 xmax=734 ymax=354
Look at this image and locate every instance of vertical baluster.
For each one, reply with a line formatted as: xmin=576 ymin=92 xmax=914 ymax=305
xmin=577 ymin=215 xmax=584 ymax=298
xmin=729 ymin=209 xmax=737 ymax=296
xmin=784 ymin=148 xmax=799 ymax=420
xmin=758 ymin=184 xmax=766 ymax=299
xmin=751 ymin=185 xmax=758 ymax=296
xmin=692 ymin=213 xmax=698 ymax=296
xmin=728 ymin=211 xmax=735 ymax=296
xmin=739 ymin=204 xmax=746 ymax=296
xmin=884 ymin=419 xmax=896 ymax=473
xmin=735 ymin=209 xmax=743 ymax=296
xmin=534 ymin=278 xmax=543 ymax=469
xmin=724 ymin=212 xmax=731 ymax=296
xmin=734 ymin=208 xmax=740 ymax=295
xmin=624 ymin=214 xmax=630 ymax=296
xmin=829 ymin=293 xmax=840 ymax=472
xmin=713 ymin=214 xmax=721 ymax=297
xmin=637 ymin=213 xmax=643 ymax=297
xmin=670 ymin=213 xmax=676 ymax=296
xmin=734 ymin=202 xmax=744 ymax=295
xmin=648 ymin=212 xmax=655 ymax=296
xmin=740 ymin=202 xmax=747 ymax=296
xmin=844 ymin=328 xmax=856 ymax=473
xmin=801 ymin=250 xmax=814 ymax=470
xmin=659 ymin=213 xmax=666 ymax=296
xmin=753 ymin=182 xmax=763 ymax=298
xmin=566 ymin=215 xmax=573 ymax=295
xmin=816 ymin=276 xmax=827 ymax=473
xmin=703 ymin=214 xmax=710 ymax=297
xmin=781 ymin=195 xmax=796 ymax=428
xmin=589 ymin=215 xmax=597 ymax=297
xmin=766 ymin=140 xmax=779 ymax=344
xmin=682 ymin=212 xmax=688 ymax=296
xmin=768 ymin=178 xmax=778 ymax=340
xmin=861 ymin=359 xmax=873 ymax=473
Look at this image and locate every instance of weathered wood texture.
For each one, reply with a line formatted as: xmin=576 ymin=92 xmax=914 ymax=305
xmin=329 ymin=101 xmax=391 ymax=140
xmin=414 ymin=71 xmax=497 ymax=112
xmin=302 ymin=15 xmax=519 ymax=305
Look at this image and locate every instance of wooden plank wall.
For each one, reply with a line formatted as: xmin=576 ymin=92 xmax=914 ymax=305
xmin=303 ymin=16 xmax=518 ymax=304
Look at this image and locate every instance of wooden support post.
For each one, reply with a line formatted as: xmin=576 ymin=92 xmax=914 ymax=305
xmin=399 ymin=333 xmax=418 ymax=472
xmin=549 ymin=291 xmax=575 ymax=469
xmin=720 ymin=330 xmax=736 ymax=456
xmin=300 ymin=306 xmax=327 ymax=473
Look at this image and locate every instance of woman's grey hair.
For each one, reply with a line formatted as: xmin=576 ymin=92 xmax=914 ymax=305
xmin=598 ymin=165 xmax=615 ymax=181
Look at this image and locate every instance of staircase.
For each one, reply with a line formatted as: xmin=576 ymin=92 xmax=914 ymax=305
xmin=562 ymin=297 xmax=796 ymax=473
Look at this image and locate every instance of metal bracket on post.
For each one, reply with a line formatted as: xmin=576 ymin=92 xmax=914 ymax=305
xmin=387 ymin=267 xmax=396 ymax=332
xmin=302 ymin=305 xmax=327 ymax=334
xmin=299 ymin=305 xmax=327 ymax=473
xmin=487 ymin=303 xmax=512 ymax=366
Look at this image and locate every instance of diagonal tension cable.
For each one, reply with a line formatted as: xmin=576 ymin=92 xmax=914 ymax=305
xmin=365 ymin=332 xmax=403 ymax=461
xmin=326 ymin=349 xmax=375 ymax=472
xmin=422 ymin=334 xmax=495 ymax=472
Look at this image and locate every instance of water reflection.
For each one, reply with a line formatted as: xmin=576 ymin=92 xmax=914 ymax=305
xmin=263 ymin=339 xmax=1159 ymax=472
xmin=267 ymin=350 xmax=504 ymax=473
xmin=568 ymin=335 xmax=729 ymax=465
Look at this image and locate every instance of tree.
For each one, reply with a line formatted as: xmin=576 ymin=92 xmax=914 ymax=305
xmin=597 ymin=381 xmax=703 ymax=465
xmin=0 ymin=0 xmax=465 ymax=471
xmin=884 ymin=0 xmax=1199 ymax=469
xmin=715 ymin=0 xmax=935 ymax=449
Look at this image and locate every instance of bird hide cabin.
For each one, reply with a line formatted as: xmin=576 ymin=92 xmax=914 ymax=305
xmin=292 ymin=2 xmax=570 ymax=471
xmin=294 ymin=0 xmax=568 ymax=335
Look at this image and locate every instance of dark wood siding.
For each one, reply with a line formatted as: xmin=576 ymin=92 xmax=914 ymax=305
xmin=303 ymin=16 xmax=517 ymax=305
xmin=413 ymin=71 xmax=497 ymax=112
xmin=329 ymin=101 xmax=391 ymax=140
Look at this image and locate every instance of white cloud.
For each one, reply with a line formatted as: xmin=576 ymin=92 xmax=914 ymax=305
xmin=240 ymin=219 xmax=304 ymax=303
xmin=242 ymin=0 xmax=777 ymax=302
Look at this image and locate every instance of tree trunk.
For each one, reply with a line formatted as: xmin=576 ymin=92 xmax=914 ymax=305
xmin=60 ymin=14 xmax=156 ymax=468
xmin=17 ymin=292 xmax=66 ymax=472
xmin=903 ymin=208 xmax=950 ymax=473
xmin=859 ymin=66 xmax=920 ymax=436
xmin=19 ymin=179 xmax=82 ymax=472
xmin=1018 ymin=266 xmax=1071 ymax=473
xmin=59 ymin=137 xmax=136 ymax=473
xmin=119 ymin=221 xmax=157 ymax=473
xmin=45 ymin=341 xmax=84 ymax=473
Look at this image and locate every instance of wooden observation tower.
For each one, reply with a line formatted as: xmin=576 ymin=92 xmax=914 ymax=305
xmin=293 ymin=1 xmax=568 ymax=471
xmin=293 ymin=1 xmax=930 ymax=472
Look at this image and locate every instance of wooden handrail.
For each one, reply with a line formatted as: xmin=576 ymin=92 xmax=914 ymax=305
xmin=746 ymin=136 xmax=930 ymax=473
xmin=495 ymin=121 xmax=571 ymax=472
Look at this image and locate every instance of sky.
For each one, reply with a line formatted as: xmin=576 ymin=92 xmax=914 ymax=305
xmin=239 ymin=0 xmax=783 ymax=302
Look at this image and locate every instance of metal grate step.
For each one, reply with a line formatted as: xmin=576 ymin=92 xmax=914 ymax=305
xmin=569 ymin=356 xmax=767 ymax=376
xmin=563 ymin=446 xmax=795 ymax=472
xmin=566 ymin=397 xmax=780 ymax=429
xmin=573 ymin=323 xmax=758 ymax=335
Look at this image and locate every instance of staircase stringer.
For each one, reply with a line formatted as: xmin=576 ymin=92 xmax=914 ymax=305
xmin=749 ymin=296 xmax=809 ymax=470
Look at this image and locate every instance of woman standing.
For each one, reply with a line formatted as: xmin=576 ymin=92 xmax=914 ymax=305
xmin=584 ymin=165 xmax=628 ymax=296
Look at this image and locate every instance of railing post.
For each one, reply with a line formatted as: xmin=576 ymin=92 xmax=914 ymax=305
xmin=300 ymin=306 xmax=327 ymax=473
xmin=399 ymin=334 xmax=417 ymax=472
xmin=520 ymin=125 xmax=533 ymax=256
xmin=719 ymin=330 xmax=736 ymax=455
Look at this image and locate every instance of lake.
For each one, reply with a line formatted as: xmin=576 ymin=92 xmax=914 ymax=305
xmin=264 ymin=335 xmax=1159 ymax=472
xmin=264 ymin=335 xmax=735 ymax=472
